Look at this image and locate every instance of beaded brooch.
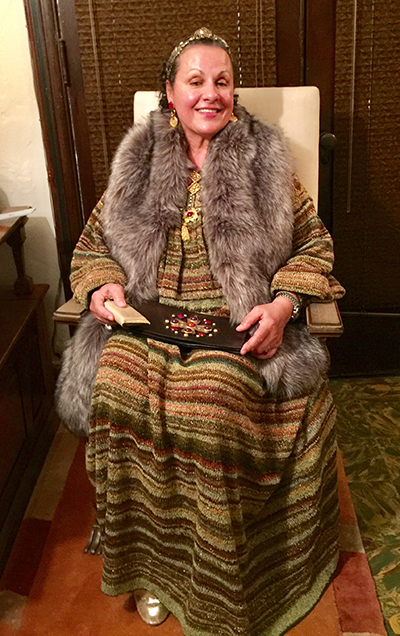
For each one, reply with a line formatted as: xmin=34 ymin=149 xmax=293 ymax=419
xmin=165 ymin=312 xmax=219 ymax=338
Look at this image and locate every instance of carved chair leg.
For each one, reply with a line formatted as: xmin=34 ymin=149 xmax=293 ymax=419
xmin=84 ymin=491 xmax=102 ymax=555
xmin=84 ymin=520 xmax=102 ymax=555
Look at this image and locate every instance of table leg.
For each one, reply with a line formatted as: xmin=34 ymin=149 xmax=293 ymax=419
xmin=6 ymin=222 xmax=34 ymax=295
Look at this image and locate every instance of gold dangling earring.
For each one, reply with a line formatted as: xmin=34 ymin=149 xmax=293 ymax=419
xmin=170 ymin=108 xmax=178 ymax=128
xmin=229 ymin=112 xmax=238 ymax=122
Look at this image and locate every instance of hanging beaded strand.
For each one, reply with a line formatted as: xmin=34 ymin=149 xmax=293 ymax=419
xmin=236 ymin=0 xmax=243 ymax=86
xmin=182 ymin=171 xmax=202 ymax=241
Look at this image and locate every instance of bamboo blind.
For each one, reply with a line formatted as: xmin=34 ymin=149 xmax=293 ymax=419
xmin=333 ymin=0 xmax=400 ymax=311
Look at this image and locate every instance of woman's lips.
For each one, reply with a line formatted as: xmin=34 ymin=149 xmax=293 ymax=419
xmin=196 ymin=108 xmax=222 ymax=117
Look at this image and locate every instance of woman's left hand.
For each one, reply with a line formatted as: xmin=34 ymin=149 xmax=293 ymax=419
xmin=236 ymin=297 xmax=294 ymax=359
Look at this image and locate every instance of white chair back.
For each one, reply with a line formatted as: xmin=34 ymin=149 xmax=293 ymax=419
xmin=133 ymin=86 xmax=320 ymax=210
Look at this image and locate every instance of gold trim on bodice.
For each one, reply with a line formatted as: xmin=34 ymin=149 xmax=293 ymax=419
xmin=182 ymin=171 xmax=202 ymax=241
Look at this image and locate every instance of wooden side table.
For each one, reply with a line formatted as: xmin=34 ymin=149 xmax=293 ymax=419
xmin=0 ymin=284 xmax=57 ymax=575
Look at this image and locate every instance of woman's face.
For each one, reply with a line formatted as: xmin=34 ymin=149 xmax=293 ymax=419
xmin=166 ymin=45 xmax=234 ymax=147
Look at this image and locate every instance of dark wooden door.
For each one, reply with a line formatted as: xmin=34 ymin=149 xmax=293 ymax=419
xmin=276 ymin=0 xmax=336 ymax=231
xmin=276 ymin=0 xmax=400 ymax=377
xmin=328 ymin=0 xmax=400 ymax=376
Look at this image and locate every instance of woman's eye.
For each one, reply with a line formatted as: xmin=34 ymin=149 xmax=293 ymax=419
xmin=190 ymin=81 xmax=201 ymax=86
xmin=217 ymin=81 xmax=228 ymax=87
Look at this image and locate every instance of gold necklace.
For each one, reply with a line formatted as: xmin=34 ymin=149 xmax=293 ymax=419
xmin=182 ymin=170 xmax=201 ymax=241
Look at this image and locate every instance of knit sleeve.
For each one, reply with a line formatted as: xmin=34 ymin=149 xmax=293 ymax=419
xmin=270 ymin=175 xmax=345 ymax=302
xmin=70 ymin=197 xmax=127 ymax=308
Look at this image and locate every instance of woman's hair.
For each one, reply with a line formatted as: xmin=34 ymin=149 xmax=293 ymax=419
xmin=158 ymin=30 xmax=238 ymax=110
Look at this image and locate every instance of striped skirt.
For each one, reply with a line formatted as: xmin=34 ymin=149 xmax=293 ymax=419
xmin=86 ymin=332 xmax=339 ymax=636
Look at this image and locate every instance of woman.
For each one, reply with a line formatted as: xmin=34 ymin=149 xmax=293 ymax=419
xmin=57 ymin=27 xmax=345 ymax=636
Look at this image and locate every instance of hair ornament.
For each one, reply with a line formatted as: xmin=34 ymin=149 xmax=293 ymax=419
xmin=166 ymin=27 xmax=231 ymax=79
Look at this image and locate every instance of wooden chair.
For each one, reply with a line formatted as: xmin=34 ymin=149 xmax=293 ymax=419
xmin=54 ymin=87 xmax=342 ymax=337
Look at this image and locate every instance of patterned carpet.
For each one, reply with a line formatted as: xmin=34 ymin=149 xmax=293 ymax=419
xmin=332 ymin=376 xmax=400 ymax=636
xmin=0 ymin=376 xmax=396 ymax=636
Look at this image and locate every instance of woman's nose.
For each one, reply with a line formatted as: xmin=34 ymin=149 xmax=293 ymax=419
xmin=203 ymin=80 xmax=218 ymax=100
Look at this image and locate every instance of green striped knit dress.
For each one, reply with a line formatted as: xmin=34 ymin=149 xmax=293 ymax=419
xmin=81 ymin=177 xmax=340 ymax=636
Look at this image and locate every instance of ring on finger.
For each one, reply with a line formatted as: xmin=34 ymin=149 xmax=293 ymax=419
xmin=263 ymin=345 xmax=271 ymax=354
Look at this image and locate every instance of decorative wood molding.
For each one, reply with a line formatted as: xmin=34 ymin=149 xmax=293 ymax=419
xmin=275 ymin=0 xmax=305 ymax=86
xmin=23 ymin=0 xmax=95 ymax=298
xmin=306 ymin=0 xmax=337 ymax=231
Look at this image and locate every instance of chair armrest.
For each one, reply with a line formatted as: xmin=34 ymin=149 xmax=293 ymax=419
xmin=53 ymin=297 xmax=344 ymax=337
xmin=305 ymin=300 xmax=343 ymax=337
xmin=53 ymin=298 xmax=85 ymax=325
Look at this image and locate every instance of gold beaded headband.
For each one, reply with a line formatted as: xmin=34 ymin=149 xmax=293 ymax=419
xmin=166 ymin=27 xmax=231 ymax=79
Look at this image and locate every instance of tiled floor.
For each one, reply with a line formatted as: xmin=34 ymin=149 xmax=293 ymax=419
xmin=1 ymin=376 xmax=400 ymax=635
xmin=331 ymin=376 xmax=400 ymax=636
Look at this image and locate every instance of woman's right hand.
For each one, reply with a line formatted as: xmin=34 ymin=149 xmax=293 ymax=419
xmin=89 ymin=283 xmax=126 ymax=324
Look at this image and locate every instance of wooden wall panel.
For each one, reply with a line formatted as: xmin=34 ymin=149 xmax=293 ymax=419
xmin=23 ymin=0 xmax=85 ymax=295
xmin=275 ymin=0 xmax=304 ymax=86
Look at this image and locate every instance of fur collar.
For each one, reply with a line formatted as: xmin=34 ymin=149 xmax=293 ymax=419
xmin=103 ymin=106 xmax=293 ymax=322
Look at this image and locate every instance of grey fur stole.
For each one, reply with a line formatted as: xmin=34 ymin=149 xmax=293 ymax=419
xmin=56 ymin=106 xmax=329 ymax=436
